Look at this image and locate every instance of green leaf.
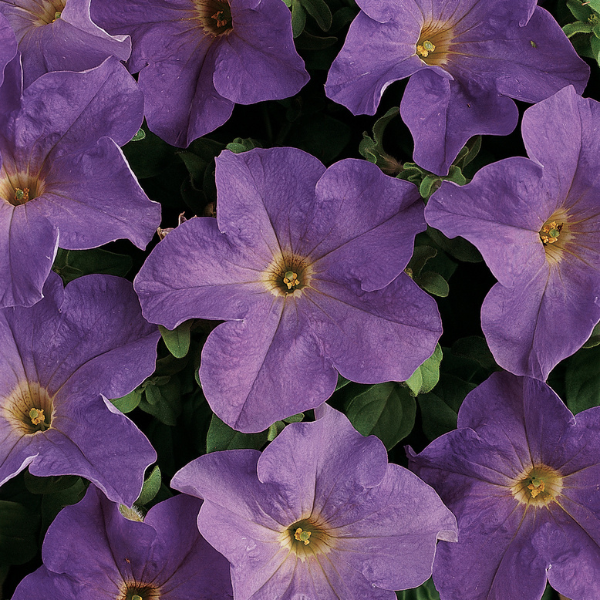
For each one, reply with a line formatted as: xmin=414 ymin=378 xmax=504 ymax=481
xmin=563 ymin=21 xmax=594 ymax=37
xmin=225 ymin=137 xmax=262 ymax=153
xmin=139 ymin=377 xmax=182 ymax=426
xmin=567 ymin=0 xmax=593 ymax=21
xmin=565 ymin=344 xmax=600 ymax=414
xmin=426 ymin=226 xmax=483 ymax=263
xmin=451 ymin=336 xmax=497 ymax=370
xmin=123 ymin=128 xmax=174 ymax=179
xmin=136 ymin=465 xmax=161 ymax=506
xmin=405 ymin=344 xmax=443 ymax=395
xmin=159 ymin=321 xmax=192 ymax=359
xmin=397 ymin=577 xmax=440 ymax=599
xmin=588 ymin=0 xmax=600 ymax=13
xmin=285 ymin=113 xmax=350 ymax=163
xmin=130 ymin=128 xmax=146 ymax=142
xmin=406 ymin=246 xmax=437 ymax=279
xmin=53 ymin=248 xmax=133 ymax=284
xmin=294 ymin=30 xmax=337 ymax=50
xmin=299 ymin=0 xmax=332 ymax=31
xmin=358 ymin=107 xmax=402 ymax=175
xmin=335 ymin=374 xmax=351 ymax=391
xmin=591 ymin=34 xmax=600 ymax=62
xmin=206 ymin=414 xmax=268 ymax=452
xmin=23 ymin=473 xmax=80 ymax=495
xmin=0 ymin=501 xmax=39 ymax=565
xmin=40 ymin=479 xmax=87 ymax=536
xmin=345 ymin=382 xmax=416 ymax=450
xmin=583 ymin=322 xmax=600 ymax=348
xmin=414 ymin=270 xmax=449 ymax=297
xmin=111 ymin=388 xmax=143 ymax=413
xmin=291 ymin=0 xmax=306 ymax=37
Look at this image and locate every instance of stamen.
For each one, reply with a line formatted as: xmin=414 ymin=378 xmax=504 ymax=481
xmin=417 ymin=40 xmax=436 ymax=57
xmin=294 ymin=528 xmax=311 ymax=545
xmin=540 ymin=221 xmax=562 ymax=245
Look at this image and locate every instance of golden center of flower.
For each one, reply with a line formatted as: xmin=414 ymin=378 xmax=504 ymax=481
xmin=280 ymin=516 xmax=334 ymax=561
xmin=193 ymin=0 xmax=233 ymax=36
xmin=0 ymin=168 xmax=45 ymax=207
xmin=416 ymin=21 xmax=455 ymax=67
xmin=511 ymin=464 xmax=563 ymax=507
xmin=2 ymin=381 xmax=55 ymax=436
xmin=118 ymin=581 xmax=161 ymax=600
xmin=25 ymin=0 xmax=67 ymax=26
xmin=263 ymin=251 xmax=312 ymax=297
xmin=538 ymin=209 xmax=572 ymax=266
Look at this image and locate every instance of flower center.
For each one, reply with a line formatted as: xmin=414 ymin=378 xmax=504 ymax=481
xmin=511 ymin=464 xmax=563 ymax=507
xmin=263 ymin=251 xmax=312 ymax=297
xmin=538 ymin=209 xmax=572 ymax=266
xmin=2 ymin=381 xmax=55 ymax=436
xmin=281 ymin=516 xmax=334 ymax=561
xmin=0 ymin=169 xmax=45 ymax=207
xmin=416 ymin=21 xmax=455 ymax=66
xmin=21 ymin=0 xmax=67 ymax=26
xmin=119 ymin=582 xmax=161 ymax=600
xmin=193 ymin=0 xmax=233 ymax=36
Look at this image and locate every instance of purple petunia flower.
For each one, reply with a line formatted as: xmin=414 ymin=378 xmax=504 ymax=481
xmin=425 ymin=85 xmax=600 ymax=381
xmin=90 ymin=0 xmax=309 ymax=147
xmin=172 ymin=405 xmax=457 ymax=600
xmin=134 ymin=147 xmax=442 ymax=433
xmin=12 ymin=485 xmax=234 ymax=600
xmin=0 ymin=0 xmax=130 ymax=88
xmin=325 ymin=0 xmax=589 ymax=176
xmin=0 ymin=272 xmax=160 ymax=506
xmin=408 ymin=371 xmax=600 ymax=600
xmin=0 ymin=13 xmax=17 ymax=85
xmin=0 ymin=55 xmax=161 ymax=308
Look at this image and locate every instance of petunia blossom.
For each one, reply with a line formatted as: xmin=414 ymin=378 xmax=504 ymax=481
xmin=172 ymin=405 xmax=457 ymax=600
xmin=325 ymin=0 xmax=589 ymax=176
xmin=91 ymin=0 xmax=309 ymax=147
xmin=0 ymin=12 xmax=17 ymax=86
xmin=12 ymin=485 xmax=234 ymax=600
xmin=0 ymin=0 xmax=130 ymax=88
xmin=425 ymin=85 xmax=600 ymax=380
xmin=408 ymin=371 xmax=600 ymax=600
xmin=0 ymin=272 xmax=160 ymax=506
xmin=0 ymin=55 xmax=161 ymax=308
xmin=134 ymin=147 xmax=442 ymax=433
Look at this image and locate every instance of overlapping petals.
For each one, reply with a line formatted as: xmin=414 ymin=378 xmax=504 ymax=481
xmin=135 ymin=147 xmax=442 ymax=432
xmin=173 ymin=406 xmax=457 ymax=600
xmin=0 ymin=56 xmax=161 ymax=308
xmin=325 ymin=0 xmax=589 ymax=175
xmin=12 ymin=485 xmax=234 ymax=599
xmin=409 ymin=371 xmax=600 ymax=600
xmin=425 ymin=86 xmax=600 ymax=380
xmin=91 ymin=0 xmax=309 ymax=146
xmin=0 ymin=272 xmax=160 ymax=505
xmin=0 ymin=0 xmax=130 ymax=87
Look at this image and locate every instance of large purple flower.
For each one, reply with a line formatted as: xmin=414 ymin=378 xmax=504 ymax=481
xmin=134 ymin=147 xmax=442 ymax=433
xmin=325 ymin=0 xmax=589 ymax=176
xmin=0 ymin=55 xmax=161 ymax=308
xmin=408 ymin=371 xmax=600 ymax=600
xmin=0 ymin=0 xmax=130 ymax=88
xmin=0 ymin=272 xmax=160 ymax=506
xmin=425 ymin=85 xmax=600 ymax=380
xmin=91 ymin=0 xmax=309 ymax=147
xmin=12 ymin=485 xmax=234 ymax=599
xmin=173 ymin=405 xmax=457 ymax=600
xmin=0 ymin=13 xmax=17 ymax=86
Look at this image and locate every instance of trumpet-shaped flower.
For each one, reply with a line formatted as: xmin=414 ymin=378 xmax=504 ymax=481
xmin=91 ymin=0 xmax=309 ymax=147
xmin=172 ymin=405 xmax=457 ymax=600
xmin=408 ymin=371 xmax=600 ymax=600
xmin=325 ymin=0 xmax=589 ymax=176
xmin=12 ymin=485 xmax=234 ymax=600
xmin=134 ymin=147 xmax=442 ymax=433
xmin=0 ymin=272 xmax=160 ymax=505
xmin=0 ymin=55 xmax=160 ymax=308
xmin=0 ymin=0 xmax=130 ymax=87
xmin=425 ymin=85 xmax=600 ymax=380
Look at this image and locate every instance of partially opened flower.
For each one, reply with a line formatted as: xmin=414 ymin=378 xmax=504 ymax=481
xmin=0 ymin=0 xmax=130 ymax=87
xmin=91 ymin=0 xmax=309 ymax=147
xmin=0 ymin=55 xmax=161 ymax=308
xmin=135 ymin=147 xmax=442 ymax=433
xmin=425 ymin=85 xmax=600 ymax=380
xmin=172 ymin=405 xmax=457 ymax=600
xmin=12 ymin=485 xmax=234 ymax=600
xmin=408 ymin=371 xmax=600 ymax=600
xmin=325 ymin=0 xmax=589 ymax=176
xmin=0 ymin=272 xmax=160 ymax=505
